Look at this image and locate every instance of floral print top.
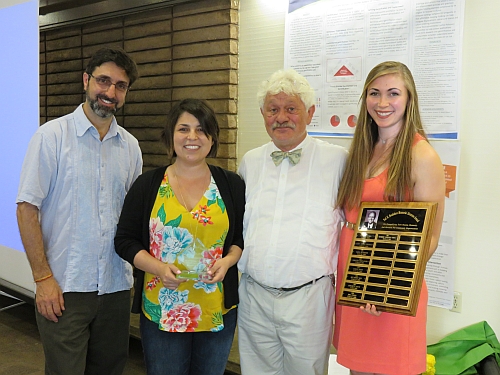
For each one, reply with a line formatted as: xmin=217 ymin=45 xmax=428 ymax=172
xmin=143 ymin=171 xmax=232 ymax=332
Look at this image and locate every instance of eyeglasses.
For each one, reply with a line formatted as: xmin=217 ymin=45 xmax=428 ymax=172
xmin=88 ymin=74 xmax=130 ymax=93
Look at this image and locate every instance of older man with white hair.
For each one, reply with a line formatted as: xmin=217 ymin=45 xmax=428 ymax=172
xmin=237 ymin=69 xmax=348 ymax=375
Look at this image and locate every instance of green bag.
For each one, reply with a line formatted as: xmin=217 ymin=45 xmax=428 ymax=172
xmin=427 ymin=321 xmax=500 ymax=375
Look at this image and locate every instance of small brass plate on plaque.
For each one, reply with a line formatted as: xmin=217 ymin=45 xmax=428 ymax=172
xmin=337 ymin=202 xmax=437 ymax=316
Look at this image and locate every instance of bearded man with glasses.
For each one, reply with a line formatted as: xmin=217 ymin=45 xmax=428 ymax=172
xmin=16 ymin=47 xmax=142 ymax=375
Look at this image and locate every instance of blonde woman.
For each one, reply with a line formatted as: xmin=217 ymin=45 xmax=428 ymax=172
xmin=333 ymin=61 xmax=445 ymax=375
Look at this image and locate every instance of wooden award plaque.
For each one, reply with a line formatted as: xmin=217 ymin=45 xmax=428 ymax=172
xmin=337 ymin=202 xmax=437 ymax=316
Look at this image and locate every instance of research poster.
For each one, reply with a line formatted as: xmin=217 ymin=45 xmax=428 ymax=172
xmin=285 ymin=0 xmax=464 ymax=139
xmin=425 ymin=141 xmax=460 ymax=309
xmin=285 ymin=0 xmax=462 ymax=309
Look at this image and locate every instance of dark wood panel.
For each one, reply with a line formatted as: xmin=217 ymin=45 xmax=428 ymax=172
xmin=39 ymin=0 xmax=238 ymax=171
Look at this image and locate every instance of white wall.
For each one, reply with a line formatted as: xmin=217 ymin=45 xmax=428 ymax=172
xmin=238 ymin=0 xmax=500 ymax=344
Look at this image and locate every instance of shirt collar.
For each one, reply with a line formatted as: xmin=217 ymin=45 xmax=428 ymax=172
xmin=74 ymin=103 xmax=120 ymax=141
xmin=271 ymin=135 xmax=311 ymax=152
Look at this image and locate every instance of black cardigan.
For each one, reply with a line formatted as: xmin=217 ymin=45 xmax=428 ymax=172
xmin=115 ymin=164 xmax=245 ymax=313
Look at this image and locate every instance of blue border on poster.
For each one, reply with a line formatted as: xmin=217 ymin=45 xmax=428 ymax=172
xmin=288 ymin=0 xmax=320 ymax=13
xmin=308 ymin=131 xmax=458 ymax=139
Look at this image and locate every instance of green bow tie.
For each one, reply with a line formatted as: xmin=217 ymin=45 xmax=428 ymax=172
xmin=271 ymin=148 xmax=302 ymax=166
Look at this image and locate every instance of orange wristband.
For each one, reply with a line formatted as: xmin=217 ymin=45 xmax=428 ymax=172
xmin=34 ymin=273 xmax=53 ymax=283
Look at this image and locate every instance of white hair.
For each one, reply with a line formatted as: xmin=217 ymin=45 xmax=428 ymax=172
xmin=257 ymin=69 xmax=315 ymax=110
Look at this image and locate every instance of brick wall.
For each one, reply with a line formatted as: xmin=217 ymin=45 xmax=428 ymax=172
xmin=40 ymin=0 xmax=238 ymax=171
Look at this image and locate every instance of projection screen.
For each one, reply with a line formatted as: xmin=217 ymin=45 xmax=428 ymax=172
xmin=0 ymin=0 xmax=39 ymax=299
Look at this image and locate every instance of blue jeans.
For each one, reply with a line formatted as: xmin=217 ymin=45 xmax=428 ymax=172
xmin=140 ymin=308 xmax=237 ymax=375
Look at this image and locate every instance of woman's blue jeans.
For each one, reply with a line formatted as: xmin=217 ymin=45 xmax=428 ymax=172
xmin=140 ymin=308 xmax=237 ymax=375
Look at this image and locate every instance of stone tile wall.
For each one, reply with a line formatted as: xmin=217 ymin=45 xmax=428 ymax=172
xmin=39 ymin=0 xmax=238 ymax=171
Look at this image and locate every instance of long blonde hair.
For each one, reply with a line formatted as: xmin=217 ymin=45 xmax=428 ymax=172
xmin=337 ymin=61 xmax=427 ymax=210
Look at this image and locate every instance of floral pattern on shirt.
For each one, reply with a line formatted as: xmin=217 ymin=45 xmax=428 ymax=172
xmin=158 ymin=288 xmax=189 ymax=311
xmin=142 ymin=172 xmax=233 ymax=332
xmin=161 ymin=302 xmax=202 ymax=332
xmin=149 ymin=218 xmax=164 ymax=259
xmin=161 ymin=227 xmax=194 ymax=263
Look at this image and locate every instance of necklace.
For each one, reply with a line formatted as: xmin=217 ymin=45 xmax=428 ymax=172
xmin=379 ymin=135 xmax=396 ymax=145
xmin=171 ymin=165 xmax=202 ymax=276
xmin=172 ymin=165 xmax=191 ymax=212
xmin=172 ymin=165 xmax=209 ymax=212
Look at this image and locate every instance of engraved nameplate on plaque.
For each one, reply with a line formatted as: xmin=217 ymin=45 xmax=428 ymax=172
xmin=337 ymin=202 xmax=437 ymax=316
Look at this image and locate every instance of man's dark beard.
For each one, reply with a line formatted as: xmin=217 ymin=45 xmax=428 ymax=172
xmin=86 ymin=92 xmax=120 ymax=119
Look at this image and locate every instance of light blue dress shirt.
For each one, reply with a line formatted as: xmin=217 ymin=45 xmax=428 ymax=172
xmin=17 ymin=104 xmax=143 ymax=294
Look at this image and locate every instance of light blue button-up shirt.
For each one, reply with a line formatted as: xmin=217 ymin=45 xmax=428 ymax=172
xmin=17 ymin=104 xmax=143 ymax=294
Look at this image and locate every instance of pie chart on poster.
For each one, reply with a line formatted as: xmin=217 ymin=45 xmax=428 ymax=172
xmin=347 ymin=115 xmax=357 ymax=127
xmin=330 ymin=115 xmax=340 ymax=127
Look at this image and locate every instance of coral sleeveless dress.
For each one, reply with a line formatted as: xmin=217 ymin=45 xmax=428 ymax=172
xmin=333 ymin=135 xmax=427 ymax=375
